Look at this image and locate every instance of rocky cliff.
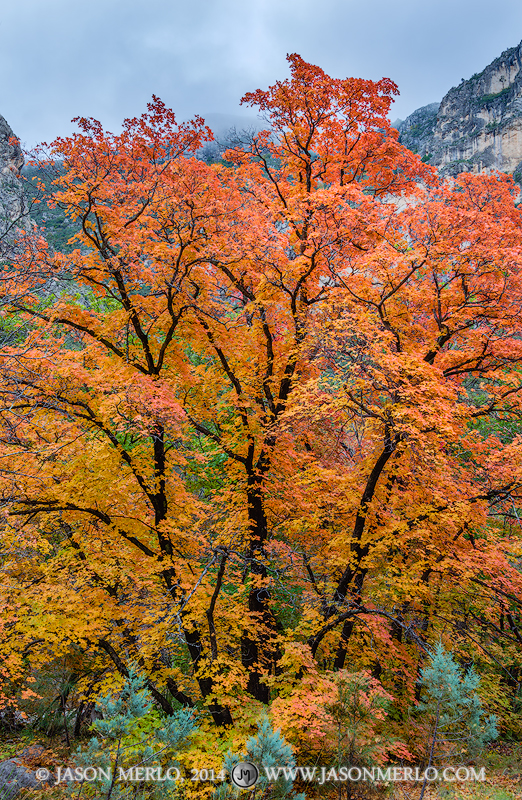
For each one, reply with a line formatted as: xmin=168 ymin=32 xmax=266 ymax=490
xmin=0 ymin=114 xmax=27 ymax=256
xmin=396 ymin=41 xmax=522 ymax=180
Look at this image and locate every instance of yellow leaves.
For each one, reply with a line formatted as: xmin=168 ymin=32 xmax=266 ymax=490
xmin=2 ymin=66 xmax=522 ymax=740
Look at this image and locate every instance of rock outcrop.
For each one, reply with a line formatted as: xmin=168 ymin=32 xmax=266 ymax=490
xmin=0 ymin=114 xmax=28 ymax=256
xmin=396 ymin=41 xmax=522 ymax=180
xmin=0 ymin=745 xmax=51 ymax=799
xmin=394 ymin=102 xmax=439 ymax=160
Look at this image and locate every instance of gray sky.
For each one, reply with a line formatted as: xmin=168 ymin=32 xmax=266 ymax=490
xmin=3 ymin=0 xmax=522 ymax=148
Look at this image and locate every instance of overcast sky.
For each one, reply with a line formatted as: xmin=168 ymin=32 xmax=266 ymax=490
xmin=3 ymin=0 xmax=522 ymax=149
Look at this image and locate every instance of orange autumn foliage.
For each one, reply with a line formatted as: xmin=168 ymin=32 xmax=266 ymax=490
xmin=0 ymin=56 xmax=521 ymax=735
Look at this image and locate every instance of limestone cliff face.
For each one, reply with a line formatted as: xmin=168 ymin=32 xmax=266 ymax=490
xmin=0 ymin=114 xmax=27 ymax=256
xmin=397 ymin=41 xmax=522 ymax=180
xmin=0 ymin=115 xmax=23 ymax=175
xmin=394 ymin=102 xmax=439 ymax=160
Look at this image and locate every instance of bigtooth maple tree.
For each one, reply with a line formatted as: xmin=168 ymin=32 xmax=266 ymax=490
xmin=1 ymin=55 xmax=522 ymax=727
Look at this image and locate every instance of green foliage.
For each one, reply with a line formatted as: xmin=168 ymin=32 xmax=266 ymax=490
xmin=69 ymin=667 xmax=198 ymax=799
xmin=22 ymin=164 xmax=81 ymax=253
xmin=0 ymin=312 xmax=29 ymax=347
xmin=418 ymin=643 xmax=498 ymax=763
xmin=477 ymin=87 xmax=511 ymax=105
xmin=213 ymin=717 xmax=304 ymax=800
xmin=466 ymin=377 xmax=522 ymax=445
xmin=323 ymin=672 xmax=392 ymax=768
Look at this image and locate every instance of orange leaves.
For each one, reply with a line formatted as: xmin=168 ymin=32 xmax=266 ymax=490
xmin=240 ymin=53 xmax=431 ymax=197
xmin=271 ymin=668 xmax=400 ymax=765
xmin=2 ymin=56 xmax=522 ymax=732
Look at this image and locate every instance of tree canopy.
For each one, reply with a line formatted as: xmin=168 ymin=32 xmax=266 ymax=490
xmin=1 ymin=55 xmax=522 ymax=754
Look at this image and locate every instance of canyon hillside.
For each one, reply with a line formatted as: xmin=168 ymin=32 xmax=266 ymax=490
xmin=396 ymin=40 xmax=522 ymax=181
